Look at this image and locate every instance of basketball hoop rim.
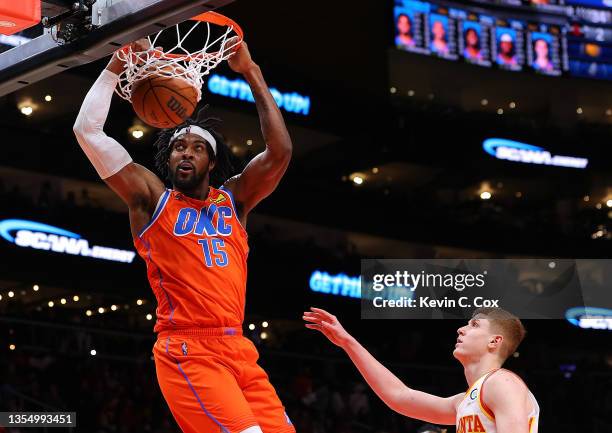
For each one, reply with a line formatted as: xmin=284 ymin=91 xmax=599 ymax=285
xmin=119 ymin=11 xmax=243 ymax=61
xmin=115 ymin=11 xmax=243 ymax=103
xmin=191 ymin=11 xmax=243 ymax=38
xmin=164 ymin=11 xmax=243 ymax=60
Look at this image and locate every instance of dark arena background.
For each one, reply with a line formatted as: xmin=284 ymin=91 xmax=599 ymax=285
xmin=0 ymin=1 xmax=611 ymax=432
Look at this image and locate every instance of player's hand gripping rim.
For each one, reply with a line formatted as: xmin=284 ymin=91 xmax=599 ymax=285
xmin=107 ymin=39 xmax=163 ymax=74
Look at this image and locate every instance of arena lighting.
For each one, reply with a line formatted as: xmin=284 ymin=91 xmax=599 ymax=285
xmin=90 ymin=349 xmax=97 ymax=356
xmin=60 ymin=298 xmax=66 ymax=304
xmin=408 ymin=89 xmax=415 ymax=96
xmin=248 ymin=323 xmax=255 ymax=330
xmin=349 ymin=172 xmax=367 ymax=186
xmin=481 ymin=99 xmax=488 ymax=106
xmin=136 ymin=299 xmax=143 ymax=305
xmin=73 ymin=295 xmax=79 ymax=302
xmin=146 ymin=314 xmax=153 ymax=320
xmin=480 ymin=191 xmax=492 ymax=200
xmin=128 ymin=124 xmax=146 ymax=139
xmin=584 ymin=195 xmax=590 ymax=202
xmin=509 ymin=102 xmax=516 ymax=109
xmin=8 ymin=291 xmax=14 ymax=298
xmin=483 ymin=138 xmax=588 ymax=169
xmin=20 ymin=106 xmax=33 ymax=116
xmin=372 ymin=167 xmax=379 ymax=174
xmin=260 ymin=332 xmax=268 ymax=340
xmin=262 ymin=321 xmax=269 ymax=328
xmin=0 ymin=295 xmax=2 ymax=301
xmin=9 ymin=344 xmax=15 ymax=351
xmin=86 ymin=310 xmax=92 ymax=316
xmin=33 ymin=284 xmax=39 ymax=291
xmin=111 ymin=305 xmax=117 ymax=311
xmin=44 ymin=95 xmax=52 ymax=102
xmin=98 ymin=307 xmax=105 ymax=314
xmin=309 ymin=270 xmax=361 ymax=299
xmin=577 ymin=107 xmax=583 ymax=114
xmin=566 ymin=307 xmax=612 ymax=331
xmin=497 ymin=108 xmax=504 ymax=115
xmin=207 ymin=74 xmax=311 ymax=116
xmin=48 ymin=301 xmax=54 ymax=307
xmin=606 ymin=199 xmax=612 ymax=207
xmin=246 ymin=139 xmax=253 ymax=146
xmin=0 ymin=219 xmax=136 ymax=263
xmin=390 ymin=87 xmax=397 ymax=94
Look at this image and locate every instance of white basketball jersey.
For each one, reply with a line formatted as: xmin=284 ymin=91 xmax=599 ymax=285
xmin=456 ymin=369 xmax=539 ymax=433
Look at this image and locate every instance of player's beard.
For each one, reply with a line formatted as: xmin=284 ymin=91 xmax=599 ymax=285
xmin=170 ymin=165 xmax=208 ymax=191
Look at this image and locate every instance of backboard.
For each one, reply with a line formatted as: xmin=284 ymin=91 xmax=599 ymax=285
xmin=0 ymin=0 xmax=236 ymax=97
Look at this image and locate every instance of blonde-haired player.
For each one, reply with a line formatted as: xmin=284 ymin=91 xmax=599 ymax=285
xmin=303 ymin=307 xmax=539 ymax=433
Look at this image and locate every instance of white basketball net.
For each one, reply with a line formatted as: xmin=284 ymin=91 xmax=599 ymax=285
xmin=114 ymin=16 xmax=242 ymax=103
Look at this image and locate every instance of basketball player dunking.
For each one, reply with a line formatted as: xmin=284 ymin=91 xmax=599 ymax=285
xmin=304 ymin=307 xmax=539 ymax=433
xmin=73 ymin=39 xmax=295 ymax=433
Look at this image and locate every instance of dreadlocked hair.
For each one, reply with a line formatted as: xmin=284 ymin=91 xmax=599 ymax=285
xmin=153 ymin=105 xmax=238 ymax=188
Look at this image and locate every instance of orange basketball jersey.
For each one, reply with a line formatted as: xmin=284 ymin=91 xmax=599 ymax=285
xmin=134 ymin=187 xmax=249 ymax=332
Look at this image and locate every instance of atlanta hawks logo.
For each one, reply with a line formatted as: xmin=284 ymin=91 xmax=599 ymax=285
xmin=457 ymin=414 xmax=486 ymax=433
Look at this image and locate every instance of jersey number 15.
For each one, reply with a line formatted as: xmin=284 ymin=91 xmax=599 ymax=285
xmin=198 ymin=238 xmax=228 ymax=267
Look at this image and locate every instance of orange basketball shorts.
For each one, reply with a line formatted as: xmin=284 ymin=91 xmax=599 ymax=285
xmin=153 ymin=327 xmax=295 ymax=433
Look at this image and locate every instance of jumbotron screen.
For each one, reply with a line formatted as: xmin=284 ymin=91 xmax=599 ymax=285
xmin=393 ymin=0 xmax=612 ymax=80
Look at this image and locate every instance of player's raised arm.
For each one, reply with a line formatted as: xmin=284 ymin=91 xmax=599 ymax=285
xmin=304 ymin=308 xmax=461 ymax=425
xmin=72 ymin=40 xmax=165 ymax=222
xmin=222 ymin=39 xmax=292 ymax=219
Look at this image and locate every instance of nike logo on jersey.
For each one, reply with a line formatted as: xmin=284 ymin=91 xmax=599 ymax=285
xmin=173 ymin=205 xmax=233 ymax=237
xmin=209 ymin=194 xmax=227 ymax=205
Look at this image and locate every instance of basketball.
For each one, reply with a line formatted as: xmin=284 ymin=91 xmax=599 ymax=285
xmin=131 ymin=72 xmax=199 ymax=129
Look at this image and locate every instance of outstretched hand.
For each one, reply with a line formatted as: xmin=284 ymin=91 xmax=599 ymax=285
xmin=303 ymin=308 xmax=352 ymax=348
xmin=225 ymin=37 xmax=256 ymax=75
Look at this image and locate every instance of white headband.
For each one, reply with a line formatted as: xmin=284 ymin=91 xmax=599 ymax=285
xmin=170 ymin=125 xmax=217 ymax=155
